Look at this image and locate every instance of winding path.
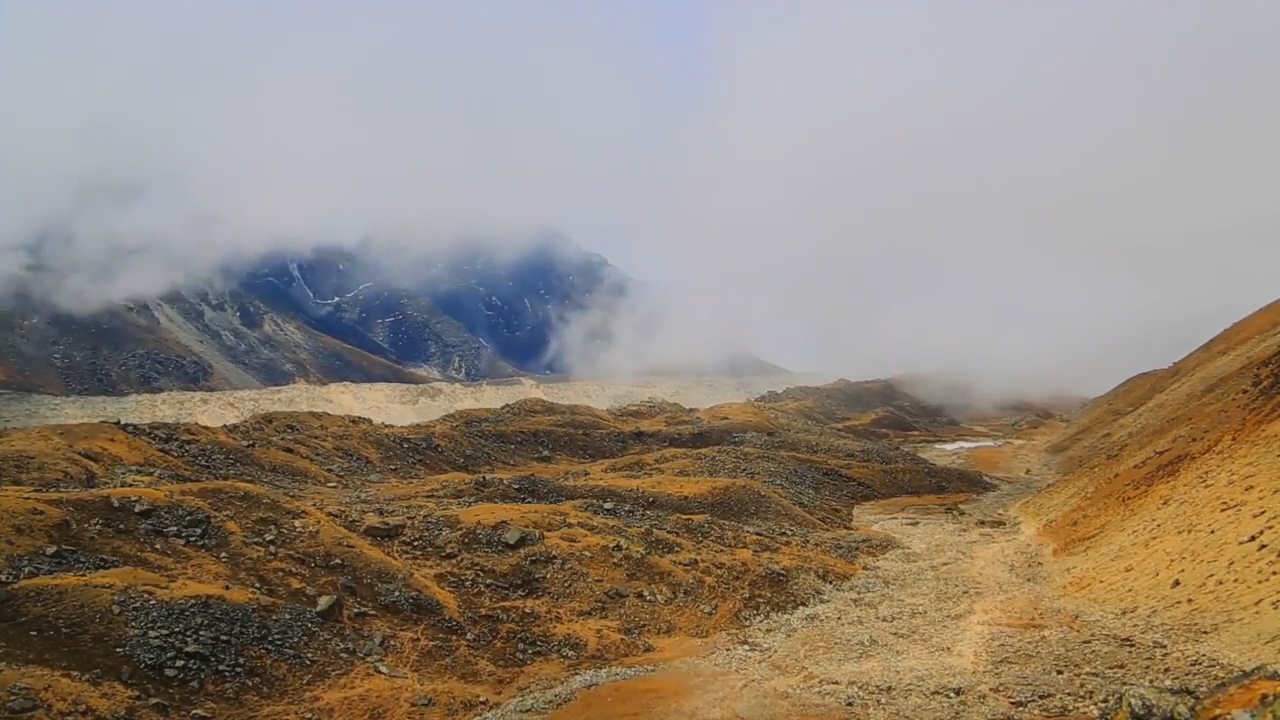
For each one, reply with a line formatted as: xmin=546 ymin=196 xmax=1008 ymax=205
xmin=484 ymin=440 xmax=1247 ymax=720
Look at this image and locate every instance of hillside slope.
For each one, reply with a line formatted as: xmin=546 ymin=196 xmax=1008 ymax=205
xmin=1022 ymin=299 xmax=1280 ymax=652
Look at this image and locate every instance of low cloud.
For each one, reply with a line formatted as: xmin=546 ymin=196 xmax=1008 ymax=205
xmin=3 ymin=1 xmax=1279 ymax=397
xmin=0 ymin=1 xmax=680 ymax=307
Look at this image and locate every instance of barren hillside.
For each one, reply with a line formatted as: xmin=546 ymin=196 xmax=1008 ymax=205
xmin=0 ymin=385 xmax=992 ymax=719
xmin=4 ymin=369 xmax=1277 ymax=719
xmin=1022 ymin=299 xmax=1280 ymax=654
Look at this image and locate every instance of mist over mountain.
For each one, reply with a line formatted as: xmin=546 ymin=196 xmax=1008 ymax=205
xmin=0 ymin=236 xmax=781 ymax=395
xmin=4 ymin=2 xmax=1280 ymax=398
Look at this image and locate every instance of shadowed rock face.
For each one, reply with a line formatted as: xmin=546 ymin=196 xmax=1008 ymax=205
xmin=0 ymin=239 xmax=623 ymax=395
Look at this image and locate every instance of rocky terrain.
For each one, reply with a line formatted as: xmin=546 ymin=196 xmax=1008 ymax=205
xmin=467 ymin=300 xmax=1280 ymax=720
xmin=3 ymin=304 xmax=1279 ymax=720
xmin=521 ymin=433 xmax=1276 ymax=720
xmin=0 ymin=380 xmax=995 ymax=719
xmin=0 ymin=239 xmax=782 ymax=396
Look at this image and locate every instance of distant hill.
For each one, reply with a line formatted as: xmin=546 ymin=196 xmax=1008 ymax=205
xmin=0 ymin=239 xmax=778 ymax=395
xmin=1023 ymin=298 xmax=1280 ymax=653
xmin=754 ymin=378 xmax=963 ymax=440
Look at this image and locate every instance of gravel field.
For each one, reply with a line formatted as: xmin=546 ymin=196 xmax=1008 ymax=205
xmin=0 ymin=374 xmax=831 ymax=428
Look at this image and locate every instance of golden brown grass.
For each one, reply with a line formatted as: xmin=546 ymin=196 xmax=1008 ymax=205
xmin=0 ymin=666 xmax=141 ymax=718
xmin=1022 ymin=299 xmax=1280 ymax=656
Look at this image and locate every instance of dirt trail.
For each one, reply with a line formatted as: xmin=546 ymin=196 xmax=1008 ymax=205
xmin=482 ymin=440 xmax=1251 ymax=720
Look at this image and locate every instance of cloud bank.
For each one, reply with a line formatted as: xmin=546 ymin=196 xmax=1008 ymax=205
xmin=2 ymin=1 xmax=1279 ymax=396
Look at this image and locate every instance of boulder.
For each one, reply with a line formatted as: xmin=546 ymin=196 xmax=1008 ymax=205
xmin=361 ymin=519 xmax=407 ymax=539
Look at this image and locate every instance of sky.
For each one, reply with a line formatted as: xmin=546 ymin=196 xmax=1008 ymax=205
xmin=1 ymin=0 xmax=1279 ymax=397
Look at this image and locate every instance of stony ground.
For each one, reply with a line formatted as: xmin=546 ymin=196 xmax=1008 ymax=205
xmin=481 ymin=439 xmax=1260 ymax=720
xmin=0 ymin=375 xmax=829 ymax=429
xmin=0 ymin=383 xmax=996 ymax=719
xmin=3 ymin=378 xmax=1272 ymax=719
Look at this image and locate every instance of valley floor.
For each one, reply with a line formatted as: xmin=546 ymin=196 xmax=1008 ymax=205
xmin=481 ymin=439 xmax=1256 ymax=720
xmin=0 ymin=374 xmax=824 ymax=428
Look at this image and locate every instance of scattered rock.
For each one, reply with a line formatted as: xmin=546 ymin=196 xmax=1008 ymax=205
xmin=374 ymin=662 xmax=409 ymax=679
xmin=374 ymin=582 xmax=444 ymax=617
xmin=1096 ymin=686 xmax=1196 ymax=720
xmin=361 ymin=519 xmax=407 ymax=539
xmin=338 ymin=576 xmax=359 ymax=597
xmin=137 ymin=505 xmax=223 ymax=548
xmin=0 ymin=546 xmax=121 ymax=583
xmin=115 ymin=592 xmax=333 ymax=682
xmin=4 ymin=698 xmax=38 ymax=715
xmin=315 ymin=594 xmax=344 ymax=622
xmin=502 ymin=527 xmax=530 ymax=548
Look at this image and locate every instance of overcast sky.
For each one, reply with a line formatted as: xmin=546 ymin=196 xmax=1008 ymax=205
xmin=2 ymin=0 xmax=1278 ymax=396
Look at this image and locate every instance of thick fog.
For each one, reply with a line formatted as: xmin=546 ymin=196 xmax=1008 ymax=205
xmin=2 ymin=1 xmax=1278 ymax=396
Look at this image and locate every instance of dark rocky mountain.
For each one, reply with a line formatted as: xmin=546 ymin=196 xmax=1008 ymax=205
xmin=0 ymin=239 xmax=629 ymax=395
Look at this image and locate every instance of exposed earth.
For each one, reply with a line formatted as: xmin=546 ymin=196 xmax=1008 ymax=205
xmin=2 ymin=302 xmax=1279 ymax=720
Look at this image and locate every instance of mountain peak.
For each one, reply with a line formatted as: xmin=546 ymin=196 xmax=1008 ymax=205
xmin=0 ymin=241 xmax=623 ymax=394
